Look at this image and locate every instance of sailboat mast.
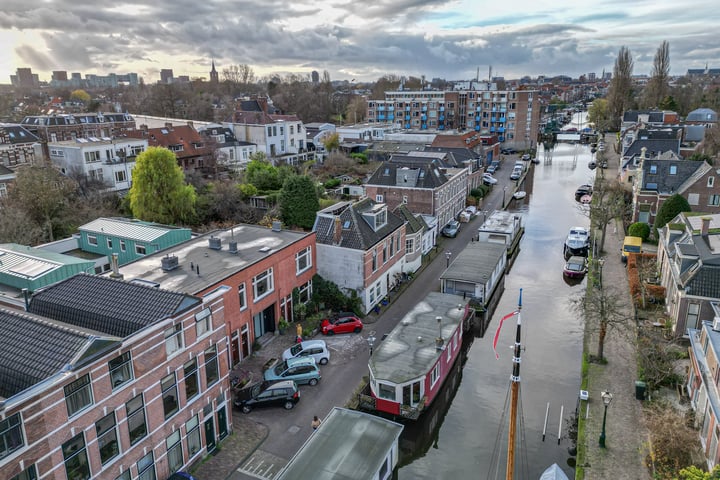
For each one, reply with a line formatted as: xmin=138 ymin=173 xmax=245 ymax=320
xmin=506 ymin=290 xmax=523 ymax=480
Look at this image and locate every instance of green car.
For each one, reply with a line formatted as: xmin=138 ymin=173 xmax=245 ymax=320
xmin=263 ymin=357 xmax=321 ymax=386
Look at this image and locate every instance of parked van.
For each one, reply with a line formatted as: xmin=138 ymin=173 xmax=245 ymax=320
xmin=621 ymin=236 xmax=643 ymax=263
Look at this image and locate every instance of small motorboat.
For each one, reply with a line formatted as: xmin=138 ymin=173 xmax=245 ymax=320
xmin=531 ymin=157 xmax=540 ymax=164
xmin=580 ymin=194 xmax=592 ymax=204
xmin=588 ymin=161 xmax=597 ymax=170
xmin=512 ymin=191 xmax=527 ymax=200
xmin=563 ymin=255 xmax=588 ymax=278
xmin=564 ymin=226 xmax=590 ymax=257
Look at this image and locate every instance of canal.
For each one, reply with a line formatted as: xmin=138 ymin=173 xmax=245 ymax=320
xmin=398 ymin=126 xmax=595 ymax=478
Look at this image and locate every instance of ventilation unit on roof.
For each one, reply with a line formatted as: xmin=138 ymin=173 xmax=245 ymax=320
xmin=208 ymin=236 xmax=222 ymax=250
xmin=713 ymin=317 xmax=720 ymax=332
xmin=272 ymin=220 xmax=282 ymax=232
xmin=228 ymin=241 xmax=238 ymax=254
xmin=161 ymin=254 xmax=179 ymax=271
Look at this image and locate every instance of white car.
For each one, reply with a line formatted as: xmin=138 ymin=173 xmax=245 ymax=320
xmin=282 ymin=340 xmax=330 ymax=365
xmin=482 ymin=173 xmax=498 ymax=185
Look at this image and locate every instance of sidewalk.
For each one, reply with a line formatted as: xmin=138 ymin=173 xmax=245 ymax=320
xmin=581 ymin=139 xmax=650 ymax=479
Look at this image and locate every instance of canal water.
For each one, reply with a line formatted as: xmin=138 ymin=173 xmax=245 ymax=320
xmin=398 ymin=117 xmax=594 ymax=479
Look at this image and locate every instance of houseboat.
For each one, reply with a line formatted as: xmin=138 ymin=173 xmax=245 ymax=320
xmin=477 ymin=210 xmax=524 ymax=269
xmin=563 ymin=226 xmax=590 ymax=258
xmin=359 ymin=292 xmax=475 ymax=420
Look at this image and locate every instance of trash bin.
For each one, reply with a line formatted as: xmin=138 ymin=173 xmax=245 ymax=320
xmin=635 ymin=381 xmax=647 ymax=400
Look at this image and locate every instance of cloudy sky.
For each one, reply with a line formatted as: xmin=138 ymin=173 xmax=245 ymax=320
xmin=1 ymin=0 xmax=719 ymax=85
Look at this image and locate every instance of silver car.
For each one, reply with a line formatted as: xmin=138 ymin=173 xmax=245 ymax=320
xmin=282 ymin=340 xmax=330 ymax=365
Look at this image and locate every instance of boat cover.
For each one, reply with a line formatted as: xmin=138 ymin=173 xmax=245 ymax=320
xmin=539 ymin=463 xmax=570 ymax=480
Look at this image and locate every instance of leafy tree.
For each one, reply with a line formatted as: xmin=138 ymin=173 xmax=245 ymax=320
xmin=70 ymin=89 xmax=91 ymax=104
xmin=279 ymin=175 xmax=320 ymax=229
xmin=128 ymin=147 xmax=196 ymax=224
xmin=322 ymin=132 xmax=341 ymax=152
xmin=628 ymin=222 xmax=651 ymax=240
xmin=245 ymin=158 xmax=281 ymax=191
xmin=0 ymin=201 xmax=44 ymax=244
xmin=607 ymin=46 xmax=634 ymax=130
xmin=654 ymin=194 xmax=691 ymax=233
xmin=238 ymin=183 xmax=258 ymax=198
xmin=587 ymin=99 xmax=611 ymax=133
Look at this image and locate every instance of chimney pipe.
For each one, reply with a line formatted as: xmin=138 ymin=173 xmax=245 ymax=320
xmin=109 ymin=253 xmax=124 ymax=280
xmin=196 ymin=265 xmax=200 ymax=276
xmin=701 ymin=217 xmax=711 ymax=236
xmin=22 ymin=288 xmax=29 ymax=311
xmin=333 ymin=217 xmax=342 ymax=244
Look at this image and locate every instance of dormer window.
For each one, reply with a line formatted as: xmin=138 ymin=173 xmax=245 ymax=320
xmin=649 ymin=165 xmax=657 ymax=174
xmin=669 ymin=165 xmax=677 ymax=175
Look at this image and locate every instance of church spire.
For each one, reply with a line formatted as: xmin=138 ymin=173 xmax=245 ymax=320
xmin=210 ymin=59 xmax=219 ymax=83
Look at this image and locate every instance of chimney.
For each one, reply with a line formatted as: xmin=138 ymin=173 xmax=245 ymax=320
xmin=109 ymin=253 xmax=124 ymax=280
xmin=22 ymin=288 xmax=29 ymax=311
xmin=333 ymin=217 xmax=342 ymax=244
xmin=165 ymin=122 xmax=173 ymax=129
xmin=701 ymin=217 xmax=711 ymax=237
xmin=272 ymin=220 xmax=282 ymax=232
xmin=435 ymin=316 xmax=445 ymax=350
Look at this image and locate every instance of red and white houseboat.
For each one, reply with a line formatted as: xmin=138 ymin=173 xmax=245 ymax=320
xmin=360 ymin=292 xmax=474 ymax=420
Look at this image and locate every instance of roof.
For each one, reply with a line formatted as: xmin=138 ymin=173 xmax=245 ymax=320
xmin=277 ymin=407 xmax=403 ymax=480
xmin=125 ymin=125 xmax=209 ymax=160
xmin=623 ymin=138 xmax=680 ymax=159
xmin=0 ymin=308 xmax=120 ymax=399
xmin=370 ymin=292 xmax=469 ymax=384
xmin=622 ymin=110 xmax=668 ymax=124
xmin=423 ymin=146 xmax=479 ymax=165
xmin=231 ymin=110 xmax=275 ymax=125
xmin=28 ymin=274 xmax=201 ymax=338
xmin=117 ymin=224 xmax=313 ymax=294
xmin=366 ymin=160 xmax=448 ymax=189
xmin=313 ymin=199 xmax=405 ymax=251
xmin=686 ymin=108 xmax=717 ymax=122
xmin=79 ymin=217 xmax=190 ymax=242
xmin=665 ymin=214 xmax=720 ymax=297
xmin=441 ymin=242 xmax=507 ymax=283
xmin=393 ymin=204 xmax=427 ymax=234
xmin=0 ymin=243 xmax=94 ymax=279
xmin=640 ymin=159 xmax=706 ymax=194
xmin=0 ymin=123 xmax=40 ymax=144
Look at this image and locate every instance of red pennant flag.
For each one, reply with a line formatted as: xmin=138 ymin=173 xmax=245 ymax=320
xmin=493 ymin=311 xmax=519 ymax=359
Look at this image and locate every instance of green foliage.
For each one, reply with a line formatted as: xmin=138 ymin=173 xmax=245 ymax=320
xmin=470 ymin=185 xmax=490 ymax=199
xmin=245 ymin=158 xmax=281 ymax=191
xmin=587 ymin=98 xmax=611 ymax=132
xmin=279 ymin=175 xmax=320 ymax=229
xmin=654 ymin=194 xmax=691 ymax=232
xmin=323 ymin=178 xmax=341 ymax=189
xmin=238 ymin=183 xmax=258 ymax=198
xmin=350 ymin=152 xmax=368 ymax=164
xmin=70 ymin=89 xmax=91 ymax=104
xmin=678 ymin=465 xmax=720 ymax=479
xmin=628 ymin=222 xmax=651 ymax=241
xmin=306 ymin=274 xmax=362 ymax=314
xmin=128 ymin=147 xmax=197 ymax=224
xmin=689 ymin=152 xmax=712 ymax=163
xmin=322 ymin=133 xmax=341 ymax=152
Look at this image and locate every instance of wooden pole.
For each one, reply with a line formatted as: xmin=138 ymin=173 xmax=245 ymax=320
xmin=505 ymin=290 xmax=523 ymax=480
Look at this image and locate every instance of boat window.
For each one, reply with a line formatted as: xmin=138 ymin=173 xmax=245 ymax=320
xmin=378 ymin=383 xmax=396 ymax=400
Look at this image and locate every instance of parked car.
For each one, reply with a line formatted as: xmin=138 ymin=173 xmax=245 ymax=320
xmin=234 ymin=380 xmax=300 ymax=413
xmin=521 ymin=153 xmax=531 ymax=161
xmin=501 ymin=147 xmax=517 ymax=155
xmin=282 ymin=340 xmax=330 ymax=365
xmin=441 ymin=220 xmax=461 ymax=238
xmin=321 ymin=312 xmax=364 ymax=335
xmin=482 ymin=173 xmax=498 ymax=185
xmin=491 ymin=160 xmax=501 ymax=170
xmin=486 ymin=164 xmax=497 ymax=174
xmin=263 ymin=357 xmax=321 ymax=385
xmin=510 ymin=167 xmax=522 ymax=181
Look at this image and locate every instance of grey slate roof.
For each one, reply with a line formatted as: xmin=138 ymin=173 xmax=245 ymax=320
xmin=441 ymin=242 xmax=507 ymax=283
xmin=393 ymin=204 xmax=427 ymax=234
xmin=366 ymin=160 xmax=447 ymax=189
xmin=0 ymin=123 xmax=40 ymax=144
xmin=667 ymin=214 xmax=720 ymax=298
xmin=314 ymin=199 xmax=405 ymax=251
xmin=422 ymin=146 xmax=479 ymax=165
xmin=623 ymin=110 xmax=666 ymax=124
xmin=640 ymin=159 xmax=705 ymax=194
xmin=28 ymin=274 xmax=201 ymax=338
xmin=0 ymin=308 xmax=120 ymax=399
xmin=686 ymin=108 xmax=717 ymax=122
xmin=624 ymin=138 xmax=681 ymax=159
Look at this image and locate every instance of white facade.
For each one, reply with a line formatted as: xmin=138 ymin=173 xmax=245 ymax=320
xmin=48 ymin=137 xmax=148 ymax=192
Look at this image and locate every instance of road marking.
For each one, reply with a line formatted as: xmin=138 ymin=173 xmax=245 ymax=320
xmin=238 ymin=450 xmax=288 ymax=480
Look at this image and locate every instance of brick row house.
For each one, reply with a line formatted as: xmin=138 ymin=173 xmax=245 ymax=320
xmin=0 ymin=124 xmax=41 ymax=197
xmin=125 ymin=124 xmax=214 ymax=175
xmin=0 ymin=274 xmax=230 ymax=480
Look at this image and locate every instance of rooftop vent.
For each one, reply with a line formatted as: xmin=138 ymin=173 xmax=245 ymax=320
xmin=272 ymin=220 xmax=282 ymax=232
xmin=161 ymin=254 xmax=179 ymax=271
xmin=228 ymin=241 xmax=238 ymax=254
xmin=208 ymin=236 xmax=222 ymax=250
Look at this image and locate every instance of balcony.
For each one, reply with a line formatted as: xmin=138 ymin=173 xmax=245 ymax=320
xmin=388 ymin=106 xmax=395 ymax=111
xmin=476 ymin=106 xmax=481 ymax=112
xmin=406 ymin=106 xmax=411 ymax=111
xmin=475 ymin=116 xmax=480 ymax=122
xmin=387 ymin=114 xmax=394 ymax=120
xmin=475 ymin=125 xmax=481 ymax=131
xmin=490 ymin=127 xmax=496 ymax=132
xmin=497 ymin=127 xmax=505 ymax=133
xmin=439 ymin=125 xmax=445 ymax=130
xmin=421 ymin=123 xmax=428 ymax=130
xmin=499 ymin=117 xmax=506 ymax=123
xmin=405 ymin=123 xmax=411 ymax=129
xmin=421 ymin=106 xmax=427 ymax=112
xmin=378 ymin=114 xmax=386 ymax=120
xmin=421 ymin=114 xmax=427 ymax=121
xmin=377 ymin=106 xmax=385 ymax=111
xmin=439 ymin=115 xmax=445 ymax=121
xmin=499 ymin=136 xmax=505 ymax=142
xmin=405 ymin=114 xmax=410 ymax=120
xmin=439 ymin=106 xmax=445 ymax=112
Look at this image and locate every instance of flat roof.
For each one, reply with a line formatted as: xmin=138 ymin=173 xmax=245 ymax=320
xmin=441 ymin=242 xmax=506 ymax=283
xmin=370 ymin=292 xmax=468 ymax=384
xmin=479 ymin=210 xmax=522 ymax=235
xmin=278 ymin=407 xmax=403 ymax=480
xmin=116 ymin=224 xmax=312 ymax=293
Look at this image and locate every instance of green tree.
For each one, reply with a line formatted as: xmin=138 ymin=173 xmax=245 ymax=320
xmin=654 ymin=194 xmax=691 ymax=233
xmin=70 ymin=89 xmax=91 ymax=104
xmin=245 ymin=158 xmax=281 ymax=191
xmin=279 ymin=175 xmax=320 ymax=229
xmin=628 ymin=222 xmax=651 ymax=240
xmin=128 ymin=147 xmax=196 ymax=224
xmin=587 ymin=99 xmax=611 ymax=133
xmin=679 ymin=466 xmax=720 ymax=479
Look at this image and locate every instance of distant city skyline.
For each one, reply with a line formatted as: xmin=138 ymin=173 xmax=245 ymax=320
xmin=1 ymin=0 xmax=719 ymax=85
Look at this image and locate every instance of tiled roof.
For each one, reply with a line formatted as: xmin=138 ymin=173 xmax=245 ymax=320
xmin=423 ymin=146 xmax=478 ymax=165
xmin=28 ymin=274 xmax=201 ymax=338
xmin=624 ymin=138 xmax=680 ymax=158
xmin=79 ymin=217 xmax=188 ymax=242
xmin=125 ymin=125 xmax=209 ymax=160
xmin=366 ymin=160 xmax=447 ymax=189
xmin=314 ymin=199 xmax=405 ymax=251
xmin=0 ymin=308 xmax=119 ymax=399
xmin=0 ymin=123 xmax=40 ymax=145
xmin=393 ymin=204 xmax=426 ymax=234
xmin=232 ymin=110 xmax=275 ymax=125
xmin=641 ymin=159 xmax=705 ymax=194
xmin=622 ymin=110 xmax=667 ymax=123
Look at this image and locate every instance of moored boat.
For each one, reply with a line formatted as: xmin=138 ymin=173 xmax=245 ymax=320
xmin=563 ymin=255 xmax=588 ymax=278
xmin=563 ymin=226 xmax=590 ymax=257
xmin=512 ymin=191 xmax=527 ymax=200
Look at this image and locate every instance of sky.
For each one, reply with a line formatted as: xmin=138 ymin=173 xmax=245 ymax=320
xmin=1 ymin=0 xmax=719 ymax=85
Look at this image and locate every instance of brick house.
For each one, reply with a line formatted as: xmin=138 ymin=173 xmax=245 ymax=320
xmin=0 ymin=274 xmax=230 ymax=480
xmin=125 ymin=124 xmax=213 ymax=175
xmin=116 ymin=223 xmax=317 ymax=367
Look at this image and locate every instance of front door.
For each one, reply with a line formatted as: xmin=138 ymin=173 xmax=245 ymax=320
xmin=217 ymin=406 xmax=228 ymax=440
xmin=231 ymin=331 xmax=240 ymax=366
xmin=204 ymin=416 xmax=216 ymax=452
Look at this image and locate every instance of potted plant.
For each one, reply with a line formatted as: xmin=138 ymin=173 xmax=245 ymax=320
xmin=278 ymin=317 xmax=289 ymax=335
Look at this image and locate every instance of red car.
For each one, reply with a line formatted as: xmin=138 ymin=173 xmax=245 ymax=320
xmin=321 ymin=313 xmax=363 ymax=335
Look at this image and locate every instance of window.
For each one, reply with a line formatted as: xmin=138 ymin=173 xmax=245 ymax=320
xmin=709 ymin=177 xmax=715 ymax=188
xmin=96 ymin=413 xmax=119 ymax=465
xmin=166 ymin=431 xmax=183 ymax=473
xmin=238 ymin=283 xmax=247 ymax=310
xmin=378 ymin=383 xmax=396 ymax=400
xmin=106 ymin=238 xmax=113 ymax=249
xmin=372 ymin=250 xmax=377 ymax=271
xmin=115 ymin=472 xmax=130 ymax=480
xmin=64 ymin=374 xmax=93 ymax=417
xmin=406 ymin=238 xmax=414 ymax=255
xmin=84 ymin=151 xmax=100 ymax=163
xmin=9 ymin=465 xmax=37 ymax=480
xmin=162 ymin=373 xmax=179 ymax=419
xmin=669 ymin=165 xmax=677 ymax=175
xmin=687 ymin=303 xmax=700 ymax=330
xmin=0 ymin=413 xmax=24 ymax=460
xmin=402 ymin=195 xmax=408 ymax=204
xmin=114 ymin=170 xmax=126 ymax=183
xmin=88 ymin=235 xmax=98 ymax=246
xmin=120 ymin=240 xmax=126 ymax=252
xmin=297 ymin=280 xmax=312 ymax=303
xmin=108 ymin=351 xmax=133 ymax=388
xmin=430 ymin=364 xmax=440 ymax=387
xmin=165 ymin=323 xmax=184 ymax=356
xmin=63 ymin=434 xmax=90 ymax=480
xmin=252 ymin=269 xmax=274 ymax=300
xmin=204 ymin=345 xmax=219 ymax=386
xmin=375 ymin=194 xmax=384 ymax=202
xmin=296 ymin=246 xmax=312 ymax=274
xmin=137 ymin=452 xmax=156 ymax=480
xmin=195 ymin=308 xmax=212 ymax=337
xmin=649 ymin=165 xmax=657 ymax=174
xmin=135 ymin=244 xmax=146 ymax=255
xmin=184 ymin=359 xmax=200 ymax=400
xmin=382 ymin=242 xmax=387 ymax=263
xmin=126 ymin=395 xmax=147 ymax=445
xmin=186 ymin=415 xmax=202 ymax=456
xmin=709 ymin=194 xmax=720 ymax=207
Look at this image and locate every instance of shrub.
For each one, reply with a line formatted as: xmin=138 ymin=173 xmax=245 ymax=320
xmin=628 ymin=222 xmax=651 ymax=241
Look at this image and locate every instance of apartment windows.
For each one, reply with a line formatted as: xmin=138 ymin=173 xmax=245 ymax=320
xmin=115 ymin=170 xmax=126 ymax=183
xmin=372 ymin=250 xmax=378 ymax=271
xmin=396 ymin=234 xmax=401 ymax=253
xmin=137 ymin=452 xmax=156 ymax=480
xmin=84 ymin=151 xmax=100 ymax=163
xmin=195 ymin=308 xmax=212 ymax=337
xmin=296 ymin=246 xmax=312 ymax=274
xmin=184 ymin=358 xmax=200 ymax=400
xmin=165 ymin=323 xmax=184 ymax=356
xmin=669 ymin=165 xmax=677 ymax=175
xmin=252 ymin=269 xmax=274 ymax=300
xmin=405 ymin=238 xmax=414 ymax=255
xmin=204 ymin=345 xmax=219 ymax=386
xmin=62 ymin=434 xmax=91 ymax=480
xmin=267 ymin=126 xmax=272 ymax=137
xmin=9 ymin=465 xmax=37 ymax=480
xmin=186 ymin=415 xmax=202 ymax=456
xmin=402 ymin=195 xmax=408 ymax=204
xmin=162 ymin=373 xmax=179 ymax=419
xmin=650 ymin=165 xmax=657 ymax=174
xmin=126 ymin=395 xmax=147 ymax=445
xmin=115 ymin=472 xmax=130 ymax=480
xmin=108 ymin=351 xmax=133 ymax=388
xmin=238 ymin=283 xmax=247 ymax=310
xmin=88 ymin=235 xmax=98 ymax=246
xmin=166 ymin=431 xmax=183 ymax=473
xmin=0 ymin=413 xmax=24 ymax=460
xmin=131 ymin=145 xmax=144 ymax=156
xmin=297 ymin=280 xmax=312 ymax=303
xmin=64 ymin=374 xmax=93 ymax=417
xmin=708 ymin=177 xmax=715 ymax=188
xmin=135 ymin=244 xmax=146 ymax=255
xmin=382 ymin=242 xmax=387 ymax=263
xmin=96 ymin=413 xmax=119 ymax=465
xmin=290 ymin=125 xmax=294 ymax=134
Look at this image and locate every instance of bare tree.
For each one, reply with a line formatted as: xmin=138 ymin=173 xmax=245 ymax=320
xmin=643 ymin=401 xmax=702 ymax=477
xmin=0 ymin=201 xmax=44 ymax=244
xmin=643 ymin=41 xmax=671 ymax=108
xmin=607 ymin=46 xmax=634 ymax=130
xmin=574 ymin=281 xmax=630 ymax=362
xmin=584 ymin=176 xmax=630 ymax=254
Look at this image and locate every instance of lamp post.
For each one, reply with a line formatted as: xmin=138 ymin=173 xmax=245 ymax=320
xmin=445 ymin=251 xmax=452 ymax=268
xmin=502 ymin=186 xmax=508 ymax=209
xmin=599 ymin=390 xmax=613 ymax=448
xmin=367 ymin=331 xmax=376 ymax=356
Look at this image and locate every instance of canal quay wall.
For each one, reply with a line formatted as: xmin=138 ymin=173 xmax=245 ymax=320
xmin=579 ymin=137 xmax=651 ymax=480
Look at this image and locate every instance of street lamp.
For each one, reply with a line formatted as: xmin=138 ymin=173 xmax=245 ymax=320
xmin=502 ymin=186 xmax=508 ymax=209
xmin=367 ymin=331 xmax=376 ymax=356
xmin=445 ymin=251 xmax=452 ymax=268
xmin=599 ymin=390 xmax=613 ymax=448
